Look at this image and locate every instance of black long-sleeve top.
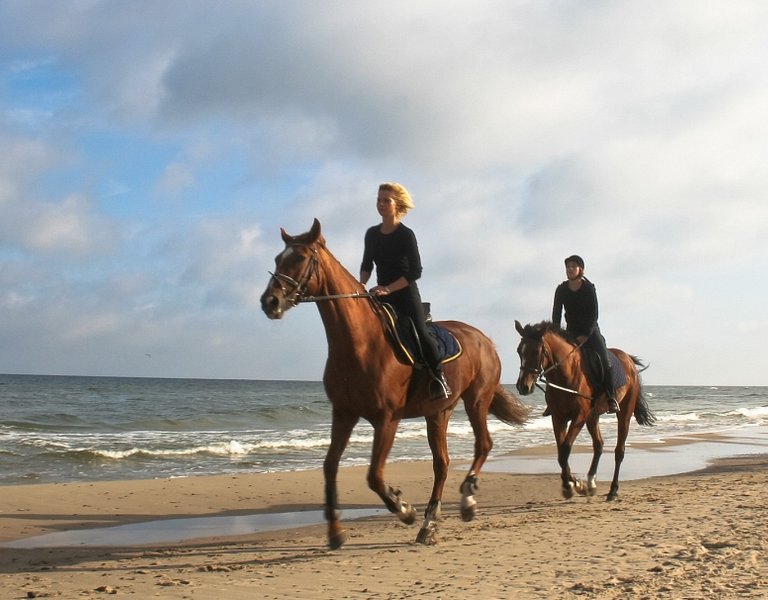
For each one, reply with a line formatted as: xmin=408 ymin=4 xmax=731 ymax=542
xmin=552 ymin=278 xmax=599 ymax=337
xmin=360 ymin=223 xmax=423 ymax=286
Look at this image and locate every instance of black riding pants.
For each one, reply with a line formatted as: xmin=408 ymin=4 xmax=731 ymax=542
xmin=384 ymin=284 xmax=442 ymax=375
xmin=578 ymin=326 xmax=616 ymax=398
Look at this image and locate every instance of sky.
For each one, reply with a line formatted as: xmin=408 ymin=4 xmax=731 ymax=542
xmin=1 ymin=1 xmax=767 ymax=386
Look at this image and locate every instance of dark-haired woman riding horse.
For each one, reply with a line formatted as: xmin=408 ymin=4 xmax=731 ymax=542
xmin=260 ymin=219 xmax=529 ymax=548
xmin=514 ymin=320 xmax=654 ymax=501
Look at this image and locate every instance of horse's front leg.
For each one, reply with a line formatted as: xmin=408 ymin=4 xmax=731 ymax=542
xmin=415 ymin=412 xmax=450 ymax=544
xmin=553 ymin=416 xmax=584 ymax=498
xmin=323 ymin=410 xmax=359 ymax=549
xmin=368 ymin=419 xmax=417 ymax=526
xmin=582 ymin=418 xmax=604 ymax=496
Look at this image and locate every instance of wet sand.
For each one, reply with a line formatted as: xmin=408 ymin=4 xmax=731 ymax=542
xmin=0 ymin=436 xmax=766 ymax=599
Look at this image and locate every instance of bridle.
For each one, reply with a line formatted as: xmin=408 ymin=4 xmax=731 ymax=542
xmin=518 ymin=336 xmax=557 ymax=378
xmin=520 ymin=334 xmax=592 ymax=399
xmin=268 ymin=242 xmax=371 ymax=307
xmin=267 ymin=242 xmax=320 ymax=307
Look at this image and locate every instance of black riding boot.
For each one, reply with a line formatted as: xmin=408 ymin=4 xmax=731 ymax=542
xmin=592 ymin=390 xmax=619 ymax=414
xmin=604 ymin=374 xmax=619 ymax=413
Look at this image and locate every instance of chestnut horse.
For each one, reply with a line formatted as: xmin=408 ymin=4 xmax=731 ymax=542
xmin=514 ymin=320 xmax=654 ymax=501
xmin=260 ymin=219 xmax=529 ymax=548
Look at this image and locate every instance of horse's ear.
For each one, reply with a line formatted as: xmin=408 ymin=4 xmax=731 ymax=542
xmin=280 ymin=227 xmax=291 ymax=243
xmin=309 ymin=218 xmax=321 ymax=241
xmin=515 ymin=320 xmax=526 ymax=336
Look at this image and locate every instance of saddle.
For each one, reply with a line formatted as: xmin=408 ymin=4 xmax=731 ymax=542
xmin=378 ymin=302 xmax=462 ymax=368
xmin=580 ymin=347 xmax=626 ymax=394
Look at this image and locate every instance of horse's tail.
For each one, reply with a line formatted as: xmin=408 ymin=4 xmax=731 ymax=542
xmin=490 ymin=385 xmax=531 ymax=426
xmin=630 ymin=356 xmax=656 ymax=427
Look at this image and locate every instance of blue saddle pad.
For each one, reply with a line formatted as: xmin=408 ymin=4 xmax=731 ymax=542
xmin=428 ymin=323 xmax=462 ymax=363
xmin=382 ymin=304 xmax=462 ymax=367
xmin=581 ymin=347 xmax=626 ymax=391
xmin=607 ymin=351 xmax=627 ymax=389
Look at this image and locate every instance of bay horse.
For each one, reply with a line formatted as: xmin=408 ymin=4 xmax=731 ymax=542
xmin=514 ymin=320 xmax=654 ymax=501
xmin=260 ymin=219 xmax=530 ymax=548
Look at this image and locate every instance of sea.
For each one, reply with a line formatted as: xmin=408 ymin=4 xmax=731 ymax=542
xmin=1 ymin=374 xmax=767 ymax=486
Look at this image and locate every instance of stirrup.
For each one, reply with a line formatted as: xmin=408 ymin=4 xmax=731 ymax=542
xmin=430 ymin=372 xmax=452 ymax=399
xmin=606 ymin=397 xmax=620 ymax=414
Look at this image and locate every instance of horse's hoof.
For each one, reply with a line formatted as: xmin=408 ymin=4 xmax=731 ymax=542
xmin=328 ymin=530 xmax=347 ymax=550
xmin=460 ymin=495 xmax=477 ymax=522
xmin=415 ymin=521 xmax=438 ymax=545
xmin=460 ymin=505 xmax=476 ymax=522
xmin=562 ymin=482 xmax=575 ymax=499
xmin=398 ymin=502 xmax=417 ymax=525
xmin=606 ymin=493 xmax=618 ymax=502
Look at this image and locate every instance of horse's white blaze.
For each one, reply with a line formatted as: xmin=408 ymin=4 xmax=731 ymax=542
xmin=518 ymin=339 xmax=530 ymax=372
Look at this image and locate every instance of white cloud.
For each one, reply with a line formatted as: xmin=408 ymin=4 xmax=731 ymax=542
xmin=1 ymin=1 xmax=768 ymax=384
xmin=156 ymin=161 xmax=195 ymax=196
xmin=23 ymin=194 xmax=102 ymax=254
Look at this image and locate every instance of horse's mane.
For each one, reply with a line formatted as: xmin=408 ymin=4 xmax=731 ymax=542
xmin=307 ymin=232 xmax=370 ymax=297
xmin=522 ymin=321 xmax=571 ymax=342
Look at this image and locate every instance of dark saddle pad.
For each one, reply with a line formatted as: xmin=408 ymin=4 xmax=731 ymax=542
xmin=380 ymin=303 xmax=462 ymax=367
xmin=581 ymin=347 xmax=626 ymax=392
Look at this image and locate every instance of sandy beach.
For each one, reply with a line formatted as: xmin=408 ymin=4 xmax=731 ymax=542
xmin=1 ymin=440 xmax=766 ymax=600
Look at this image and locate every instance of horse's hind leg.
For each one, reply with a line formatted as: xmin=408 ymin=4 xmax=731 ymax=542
xmin=416 ymin=413 xmax=450 ymax=545
xmin=607 ymin=374 xmax=638 ymax=501
xmin=607 ymin=410 xmax=631 ymax=501
xmin=368 ymin=418 xmax=417 ymax=525
xmin=459 ymin=394 xmax=494 ymax=522
xmin=323 ymin=410 xmax=359 ymax=549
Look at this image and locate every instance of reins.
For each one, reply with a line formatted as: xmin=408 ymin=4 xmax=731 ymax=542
xmin=299 ymin=291 xmax=371 ymax=303
xmin=537 ymin=379 xmax=591 ymax=399
xmin=269 ymin=241 xmax=372 ymax=306
xmin=529 ymin=335 xmax=594 ymax=400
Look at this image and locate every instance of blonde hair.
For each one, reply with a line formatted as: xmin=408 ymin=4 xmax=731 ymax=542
xmin=379 ymin=182 xmax=415 ymax=216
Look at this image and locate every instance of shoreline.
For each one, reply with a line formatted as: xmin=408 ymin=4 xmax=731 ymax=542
xmin=483 ymin=425 xmax=768 ymax=480
xmin=2 ymin=453 xmax=763 ymax=542
xmin=1 ymin=427 xmax=767 ymax=547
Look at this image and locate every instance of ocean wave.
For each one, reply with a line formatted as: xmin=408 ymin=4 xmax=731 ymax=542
xmin=1 ymin=376 xmax=766 ymax=485
xmin=90 ymin=439 xmax=259 ymax=459
xmin=731 ymin=405 xmax=768 ymax=418
xmin=656 ymin=413 xmax=702 ymax=423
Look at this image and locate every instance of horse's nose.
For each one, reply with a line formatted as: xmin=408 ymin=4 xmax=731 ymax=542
xmin=516 ymin=380 xmax=531 ymax=396
xmin=261 ymin=293 xmax=283 ymax=319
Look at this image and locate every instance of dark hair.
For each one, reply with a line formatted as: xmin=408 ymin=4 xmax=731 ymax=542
xmin=564 ymin=255 xmax=585 ymax=269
